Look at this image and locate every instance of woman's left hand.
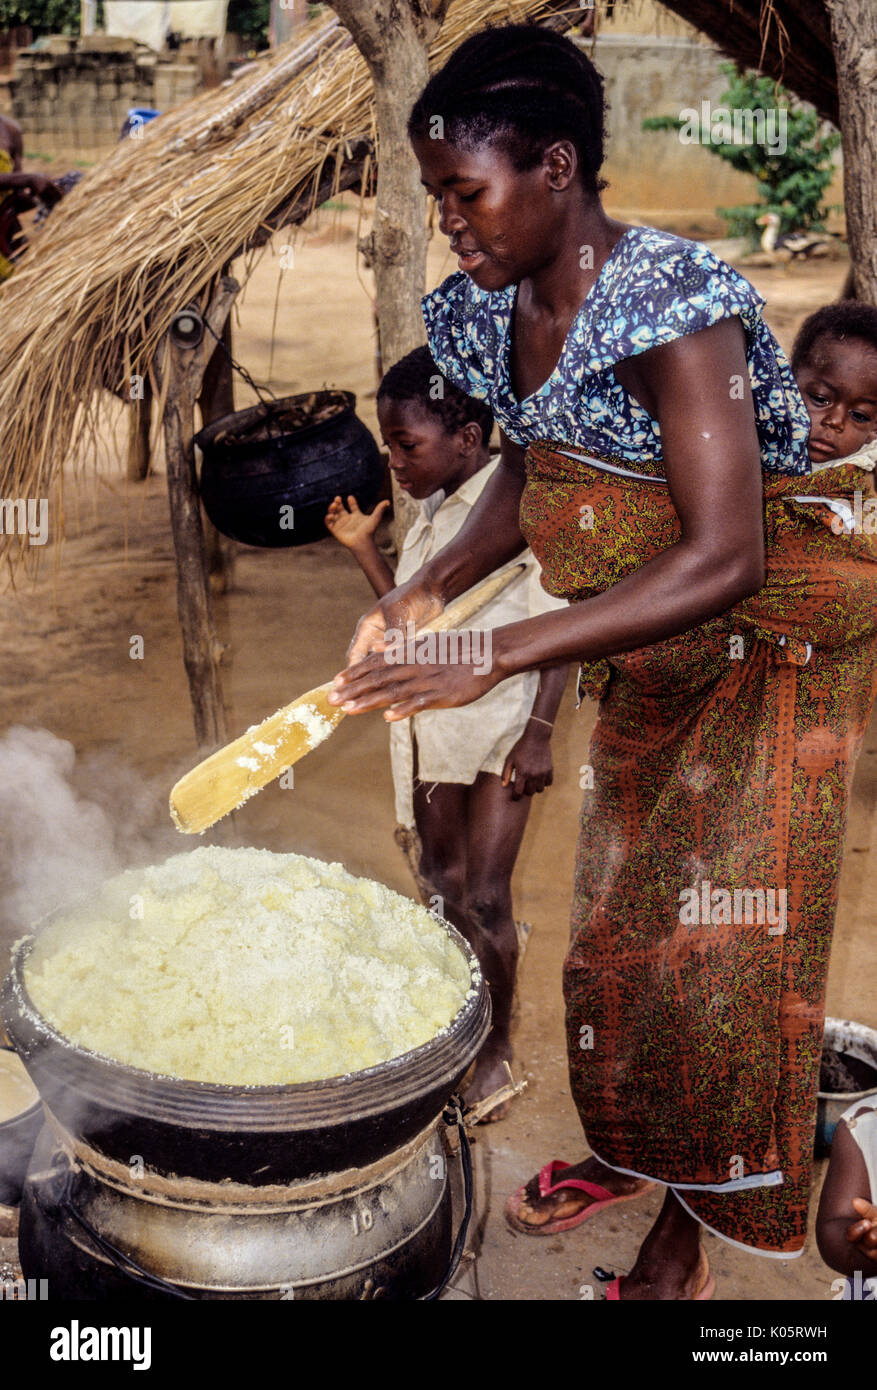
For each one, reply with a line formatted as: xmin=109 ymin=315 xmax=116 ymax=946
xmin=501 ymin=727 xmax=554 ymax=799
xmin=331 ymin=651 xmax=499 ymax=719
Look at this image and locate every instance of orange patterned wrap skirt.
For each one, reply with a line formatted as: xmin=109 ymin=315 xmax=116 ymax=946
xmin=519 ymin=440 xmax=877 ymax=1255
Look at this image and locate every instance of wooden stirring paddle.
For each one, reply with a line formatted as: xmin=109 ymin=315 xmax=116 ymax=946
xmin=169 ymin=563 xmax=526 ymax=834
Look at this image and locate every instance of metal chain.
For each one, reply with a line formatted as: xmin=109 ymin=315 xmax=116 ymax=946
xmin=200 ymin=314 xmax=290 ymax=456
xmin=201 ymin=314 xmax=278 ymax=411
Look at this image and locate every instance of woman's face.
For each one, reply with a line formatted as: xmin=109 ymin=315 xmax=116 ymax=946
xmin=412 ymin=134 xmax=571 ymax=292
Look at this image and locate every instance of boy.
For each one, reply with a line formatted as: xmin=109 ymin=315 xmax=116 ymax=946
xmin=325 ymin=346 xmax=568 ymax=1119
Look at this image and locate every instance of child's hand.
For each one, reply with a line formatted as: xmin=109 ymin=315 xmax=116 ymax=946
xmin=846 ymin=1197 xmax=877 ymax=1260
xmin=501 ymin=725 xmax=554 ymax=800
xmin=325 ymin=495 xmax=390 ymax=551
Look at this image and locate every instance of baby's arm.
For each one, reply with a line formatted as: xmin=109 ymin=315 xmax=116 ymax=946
xmin=324 ymin=495 xmax=395 ymax=598
xmin=815 ymin=1115 xmax=877 ymax=1278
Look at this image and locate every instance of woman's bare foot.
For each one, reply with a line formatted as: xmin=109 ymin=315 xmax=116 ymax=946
xmin=617 ymin=1189 xmax=708 ymax=1300
xmin=515 ymin=1156 xmax=652 ymax=1228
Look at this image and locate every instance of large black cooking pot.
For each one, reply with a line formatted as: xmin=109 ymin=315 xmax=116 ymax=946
xmin=1 ymin=929 xmax=489 ymax=1186
xmin=194 ymin=389 xmax=383 ymax=548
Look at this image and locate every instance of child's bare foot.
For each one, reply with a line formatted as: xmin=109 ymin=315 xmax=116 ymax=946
xmin=515 ymin=1157 xmax=651 ymax=1228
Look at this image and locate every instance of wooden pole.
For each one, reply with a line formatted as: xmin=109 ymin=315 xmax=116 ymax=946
xmin=127 ymin=376 xmax=153 ymax=481
xmin=824 ymin=0 xmax=877 ymax=304
xmin=157 ymin=275 xmax=239 ymax=748
xmin=328 ymin=0 xmax=449 ymax=550
xmin=198 ymin=313 xmax=237 ymax=592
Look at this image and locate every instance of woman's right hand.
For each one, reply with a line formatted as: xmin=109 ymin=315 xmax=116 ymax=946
xmin=16 ymin=172 xmax=62 ymax=206
xmin=345 ymin=574 xmax=446 ymax=667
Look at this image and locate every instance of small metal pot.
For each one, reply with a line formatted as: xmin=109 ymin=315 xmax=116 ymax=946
xmin=815 ymin=1017 xmax=877 ymax=1158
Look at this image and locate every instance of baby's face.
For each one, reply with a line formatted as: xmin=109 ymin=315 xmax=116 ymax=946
xmin=795 ymin=335 xmax=877 ymax=463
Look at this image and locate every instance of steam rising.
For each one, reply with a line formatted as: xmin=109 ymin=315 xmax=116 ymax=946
xmin=0 ymin=726 xmax=179 ymax=967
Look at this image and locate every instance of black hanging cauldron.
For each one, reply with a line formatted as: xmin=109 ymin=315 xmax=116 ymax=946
xmin=194 ymin=389 xmax=383 ymax=548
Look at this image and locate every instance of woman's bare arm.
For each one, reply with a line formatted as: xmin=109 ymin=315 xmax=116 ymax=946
xmin=333 ymin=317 xmax=765 ymax=716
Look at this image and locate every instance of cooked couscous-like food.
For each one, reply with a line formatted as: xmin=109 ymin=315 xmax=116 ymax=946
xmin=23 ymin=847 xmax=473 ymax=1085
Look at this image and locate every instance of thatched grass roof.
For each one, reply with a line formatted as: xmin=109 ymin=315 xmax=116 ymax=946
xmin=657 ymin=0 xmax=836 ymax=125
xmin=0 ymin=0 xmax=835 ymax=574
xmin=0 ymin=0 xmax=594 ymax=572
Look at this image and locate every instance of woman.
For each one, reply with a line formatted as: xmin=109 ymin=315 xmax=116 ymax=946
xmin=328 ymin=25 xmax=877 ymax=1298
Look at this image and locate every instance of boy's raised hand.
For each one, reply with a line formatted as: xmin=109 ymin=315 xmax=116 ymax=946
xmin=325 ymin=494 xmax=389 ymax=551
xmin=846 ymin=1197 xmax=877 ymax=1260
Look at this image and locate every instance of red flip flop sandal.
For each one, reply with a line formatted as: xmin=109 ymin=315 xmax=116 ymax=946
xmin=605 ymin=1251 xmax=715 ymax=1301
xmin=505 ymin=1159 xmax=657 ymax=1236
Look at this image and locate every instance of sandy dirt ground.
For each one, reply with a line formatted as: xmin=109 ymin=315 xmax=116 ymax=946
xmin=0 ymin=198 xmax=874 ymax=1303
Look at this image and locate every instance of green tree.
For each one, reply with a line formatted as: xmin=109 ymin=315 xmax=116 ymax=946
xmin=0 ymin=1 xmax=85 ymax=32
xmin=642 ymin=64 xmax=841 ymax=245
xmin=226 ymin=0 xmax=270 ymax=46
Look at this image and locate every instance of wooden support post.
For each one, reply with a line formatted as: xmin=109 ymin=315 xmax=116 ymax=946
xmin=156 ymin=275 xmax=239 ymax=748
xmin=126 ymin=374 xmax=153 ymax=481
xmin=198 ymin=312 xmax=236 ymax=593
xmin=825 ymin=0 xmax=877 ymax=304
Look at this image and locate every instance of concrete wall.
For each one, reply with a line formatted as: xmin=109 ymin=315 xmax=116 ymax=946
xmin=10 ymin=37 xmax=198 ymax=143
xmin=587 ymin=31 xmax=843 ymax=233
xmin=593 ymin=33 xmax=755 ymax=229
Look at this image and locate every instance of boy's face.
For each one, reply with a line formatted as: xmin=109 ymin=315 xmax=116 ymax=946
xmin=377 ymin=398 xmax=475 ymax=500
xmin=795 ymin=335 xmax=877 ymax=463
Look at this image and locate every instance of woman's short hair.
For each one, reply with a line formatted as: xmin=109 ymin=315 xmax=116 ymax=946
xmin=408 ymin=23 xmax=608 ymax=196
xmin=378 ymin=345 xmax=495 ymax=443
xmin=792 ymin=301 xmax=877 ymax=371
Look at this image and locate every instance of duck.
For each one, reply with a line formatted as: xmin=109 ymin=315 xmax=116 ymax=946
xmin=755 ymin=212 xmax=835 ymax=262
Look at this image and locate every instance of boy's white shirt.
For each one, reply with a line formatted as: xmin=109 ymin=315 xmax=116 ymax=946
xmin=389 ymin=456 xmax=567 ymax=828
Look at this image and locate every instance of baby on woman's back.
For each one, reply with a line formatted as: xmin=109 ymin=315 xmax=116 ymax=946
xmin=791 ymin=301 xmax=877 ymax=466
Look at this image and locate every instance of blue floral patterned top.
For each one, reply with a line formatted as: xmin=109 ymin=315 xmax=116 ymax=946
xmin=422 ymin=225 xmax=811 ymax=475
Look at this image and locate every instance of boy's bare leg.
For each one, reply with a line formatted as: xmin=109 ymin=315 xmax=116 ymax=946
xmin=414 ymin=772 xmax=531 ymax=1116
xmin=461 ymin=771 xmax=532 ymax=1114
xmin=413 ymin=777 xmax=470 ymax=938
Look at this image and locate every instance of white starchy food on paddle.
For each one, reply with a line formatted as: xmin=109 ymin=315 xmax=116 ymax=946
xmin=23 ymin=847 xmax=472 ymax=1086
xmin=282 ymin=704 xmax=334 ymax=747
